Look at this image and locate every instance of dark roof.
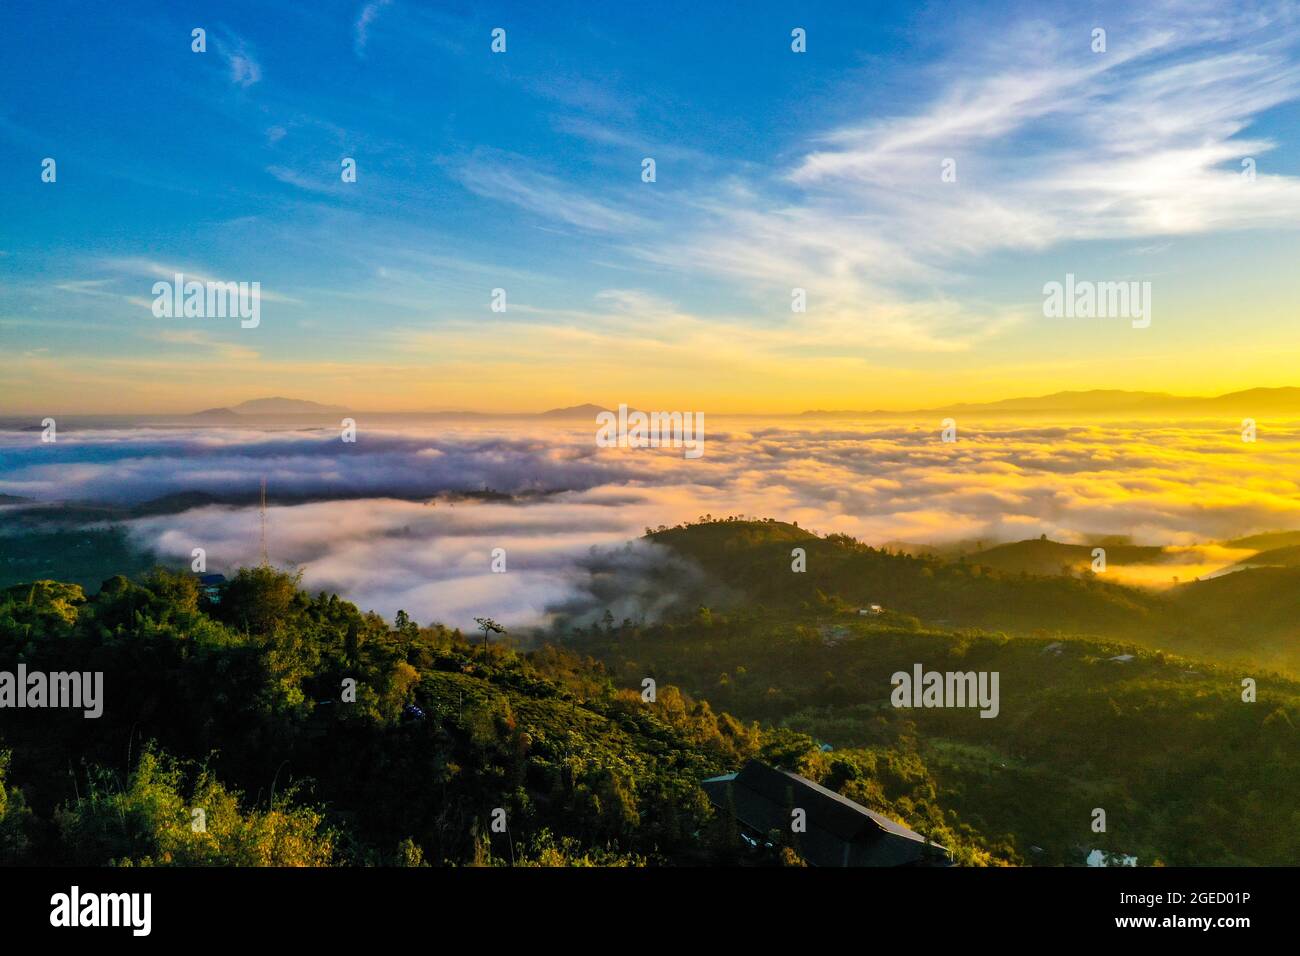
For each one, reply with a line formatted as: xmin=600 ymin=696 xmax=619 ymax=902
xmin=702 ymin=760 xmax=946 ymax=867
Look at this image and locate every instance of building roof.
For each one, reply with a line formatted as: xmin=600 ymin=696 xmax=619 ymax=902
xmin=702 ymin=760 xmax=946 ymax=866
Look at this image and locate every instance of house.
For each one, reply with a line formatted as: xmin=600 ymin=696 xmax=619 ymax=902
xmin=701 ymin=760 xmax=949 ymax=867
xmin=857 ymin=604 xmax=884 ymax=616
xmin=1107 ymin=654 xmax=1136 ymax=664
xmin=1087 ymin=848 xmax=1137 ymax=867
xmin=199 ymin=573 xmax=227 ymax=603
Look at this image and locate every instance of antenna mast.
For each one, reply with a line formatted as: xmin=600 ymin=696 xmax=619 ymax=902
xmin=259 ymin=477 xmax=268 ymax=566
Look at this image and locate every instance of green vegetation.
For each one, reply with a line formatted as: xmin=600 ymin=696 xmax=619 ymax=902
xmin=1167 ymin=568 xmax=1300 ymax=673
xmin=641 ymin=518 xmax=1300 ymax=674
xmin=966 ymin=537 xmax=1165 ymax=576
xmin=555 ymin=519 xmax=1300 ymax=865
xmin=0 ymin=527 xmax=156 ymax=592
xmin=3 ymin=517 xmax=1295 ymax=867
xmin=644 ymin=519 xmax=1163 ymax=636
xmin=0 ymin=565 xmax=994 ymax=866
xmin=1230 ymin=543 xmax=1300 ymax=567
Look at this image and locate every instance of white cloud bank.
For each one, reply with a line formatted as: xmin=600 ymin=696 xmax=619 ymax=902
xmin=5 ymin=417 xmax=1300 ymax=628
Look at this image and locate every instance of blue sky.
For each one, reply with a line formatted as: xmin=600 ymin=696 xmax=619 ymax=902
xmin=3 ymin=0 xmax=1300 ymax=413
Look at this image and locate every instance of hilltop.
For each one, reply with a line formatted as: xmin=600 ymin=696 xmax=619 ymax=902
xmin=639 ymin=518 xmax=1300 ymax=673
xmin=1225 ymin=530 xmax=1300 ymax=551
xmin=645 ymin=518 xmax=1163 ymax=638
xmin=966 ymin=537 xmax=1166 ymax=576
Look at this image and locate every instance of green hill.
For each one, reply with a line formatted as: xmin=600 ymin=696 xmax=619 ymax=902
xmin=968 ymin=538 xmax=1166 ymax=576
xmin=647 ymin=519 xmax=1164 ymax=638
xmin=1231 ymin=544 xmax=1300 ymax=568
xmin=560 ymin=523 xmax=1300 ymax=865
xmin=1224 ymin=529 xmax=1300 ymax=551
xmin=644 ymin=519 xmax=1300 ymax=673
xmin=1164 ymin=568 xmax=1300 ymax=671
xmin=0 ymin=567 xmax=993 ymax=866
xmin=7 ymin=523 xmax=1298 ymax=867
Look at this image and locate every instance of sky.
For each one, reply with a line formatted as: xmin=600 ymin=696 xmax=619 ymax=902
xmin=3 ymin=0 xmax=1300 ymax=414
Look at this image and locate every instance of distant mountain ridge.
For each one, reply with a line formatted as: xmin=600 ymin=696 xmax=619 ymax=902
xmin=189 ymin=398 xmax=349 ymax=418
xmin=538 ymin=403 xmax=612 ymax=419
xmin=186 ymin=399 xmax=611 ymax=419
xmin=800 ymin=387 xmax=1300 ymax=418
xmin=177 ymin=387 xmax=1300 ymax=420
xmin=233 ymin=397 xmax=349 ymax=415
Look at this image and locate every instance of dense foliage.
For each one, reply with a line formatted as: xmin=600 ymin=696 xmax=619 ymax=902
xmin=4 ymin=518 xmax=1292 ymax=867
xmin=558 ymin=520 xmax=1300 ymax=865
xmin=0 ymin=566 xmax=988 ymax=866
xmin=640 ymin=518 xmax=1300 ymax=674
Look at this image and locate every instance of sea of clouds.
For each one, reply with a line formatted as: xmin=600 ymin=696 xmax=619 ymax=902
xmin=3 ymin=418 xmax=1300 ymax=629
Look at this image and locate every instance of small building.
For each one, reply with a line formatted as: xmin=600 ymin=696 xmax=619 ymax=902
xmin=198 ymin=573 xmax=227 ymax=603
xmin=857 ymin=604 xmax=884 ymax=616
xmin=701 ymin=760 xmax=948 ymax=867
xmin=1107 ymin=654 xmax=1136 ymax=664
xmin=1087 ymin=848 xmax=1137 ymax=867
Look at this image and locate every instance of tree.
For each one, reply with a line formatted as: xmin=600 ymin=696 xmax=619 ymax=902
xmin=474 ymin=616 xmax=506 ymax=653
xmin=394 ymin=609 xmax=419 ymax=640
xmin=217 ymin=566 xmax=303 ymax=635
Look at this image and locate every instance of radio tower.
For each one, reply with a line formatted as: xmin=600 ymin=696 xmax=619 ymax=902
xmin=259 ymin=478 xmax=268 ymax=567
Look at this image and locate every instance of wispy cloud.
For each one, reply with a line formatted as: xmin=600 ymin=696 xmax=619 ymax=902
xmin=53 ymin=279 xmax=123 ymax=300
xmin=98 ymin=257 xmax=303 ymax=305
xmin=454 ymin=151 xmax=643 ymax=233
xmin=265 ymin=164 xmax=342 ymax=194
xmin=212 ymin=30 xmax=262 ymax=88
xmin=354 ymin=0 xmax=392 ymax=58
xmin=788 ymin=18 xmax=1300 ymax=247
xmin=626 ymin=9 xmax=1300 ymax=349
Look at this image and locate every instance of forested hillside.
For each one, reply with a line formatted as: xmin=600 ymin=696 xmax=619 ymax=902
xmin=644 ymin=519 xmax=1164 ymax=634
xmin=0 ymin=568 xmax=999 ymax=866
xmin=642 ymin=518 xmax=1300 ymax=673
xmin=554 ymin=520 xmax=1300 ymax=865
xmin=4 ymin=519 xmax=1295 ymax=868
